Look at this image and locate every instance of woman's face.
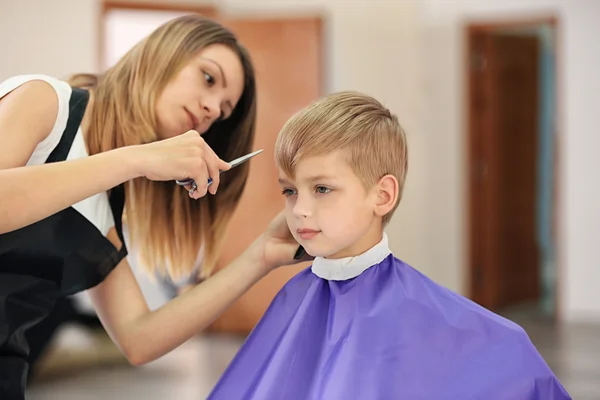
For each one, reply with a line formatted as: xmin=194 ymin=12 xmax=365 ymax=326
xmin=155 ymin=43 xmax=245 ymax=139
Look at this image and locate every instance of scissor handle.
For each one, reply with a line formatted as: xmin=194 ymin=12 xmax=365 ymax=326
xmin=174 ymin=149 xmax=261 ymax=192
xmin=176 ymin=178 xmax=213 ymax=187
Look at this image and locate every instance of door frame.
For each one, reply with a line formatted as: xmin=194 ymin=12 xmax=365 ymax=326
xmin=464 ymin=15 xmax=562 ymax=320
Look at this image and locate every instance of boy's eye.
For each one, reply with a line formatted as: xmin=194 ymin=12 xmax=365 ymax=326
xmin=282 ymin=188 xmax=296 ymax=196
xmin=315 ymin=186 xmax=331 ymax=194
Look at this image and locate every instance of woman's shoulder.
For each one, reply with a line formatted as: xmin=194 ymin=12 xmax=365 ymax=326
xmin=0 ymin=74 xmax=74 ymax=166
xmin=0 ymin=74 xmax=72 ymax=100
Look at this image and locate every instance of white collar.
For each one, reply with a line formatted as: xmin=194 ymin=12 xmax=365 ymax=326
xmin=311 ymin=233 xmax=391 ymax=281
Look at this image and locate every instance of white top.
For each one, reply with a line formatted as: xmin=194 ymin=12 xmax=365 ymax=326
xmin=311 ymin=233 xmax=392 ymax=281
xmin=0 ymin=74 xmax=115 ymax=236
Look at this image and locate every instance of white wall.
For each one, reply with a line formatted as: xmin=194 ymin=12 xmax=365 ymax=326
xmin=0 ymin=0 xmax=99 ymax=80
xmin=1 ymin=0 xmax=599 ymax=322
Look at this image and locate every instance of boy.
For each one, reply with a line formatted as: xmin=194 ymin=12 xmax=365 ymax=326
xmin=208 ymin=92 xmax=570 ymax=399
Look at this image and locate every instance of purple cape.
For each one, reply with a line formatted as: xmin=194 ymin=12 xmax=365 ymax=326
xmin=208 ymin=255 xmax=570 ymax=399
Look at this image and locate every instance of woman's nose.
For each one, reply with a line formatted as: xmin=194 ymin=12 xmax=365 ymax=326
xmin=201 ymin=97 xmax=221 ymax=122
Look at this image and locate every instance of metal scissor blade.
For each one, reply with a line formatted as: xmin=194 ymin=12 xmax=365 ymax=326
xmin=228 ymin=149 xmax=264 ymax=168
xmin=176 ymin=149 xmax=264 ymax=188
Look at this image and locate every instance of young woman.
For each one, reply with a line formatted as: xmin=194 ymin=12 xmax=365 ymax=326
xmin=0 ymin=15 xmax=307 ymax=399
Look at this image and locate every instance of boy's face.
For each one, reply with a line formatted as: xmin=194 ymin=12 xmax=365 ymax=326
xmin=278 ymin=150 xmax=383 ymax=259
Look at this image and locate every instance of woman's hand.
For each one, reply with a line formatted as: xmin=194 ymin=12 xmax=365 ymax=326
xmin=247 ymin=210 xmax=314 ymax=275
xmin=131 ymin=130 xmax=231 ymax=199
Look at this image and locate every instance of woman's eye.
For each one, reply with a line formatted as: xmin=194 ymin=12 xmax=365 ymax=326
xmin=204 ymin=71 xmax=215 ymax=86
xmin=316 ymin=186 xmax=331 ymax=194
xmin=282 ymin=188 xmax=296 ymax=196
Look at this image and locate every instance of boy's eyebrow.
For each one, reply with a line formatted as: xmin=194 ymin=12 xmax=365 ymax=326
xmin=278 ymin=174 xmax=336 ymax=185
xmin=307 ymin=174 xmax=335 ymax=182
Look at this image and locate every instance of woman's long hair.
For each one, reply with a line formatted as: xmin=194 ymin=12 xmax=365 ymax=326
xmin=69 ymin=15 xmax=256 ymax=281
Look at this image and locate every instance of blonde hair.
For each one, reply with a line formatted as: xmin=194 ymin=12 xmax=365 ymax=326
xmin=275 ymin=91 xmax=408 ymax=224
xmin=68 ymin=15 xmax=257 ymax=280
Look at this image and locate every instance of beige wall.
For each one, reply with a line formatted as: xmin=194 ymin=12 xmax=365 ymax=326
xmin=2 ymin=0 xmax=599 ymax=322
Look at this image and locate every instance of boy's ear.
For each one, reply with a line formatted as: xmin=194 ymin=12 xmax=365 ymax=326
xmin=373 ymin=174 xmax=399 ymax=218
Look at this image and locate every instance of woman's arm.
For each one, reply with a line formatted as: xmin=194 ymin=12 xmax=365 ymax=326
xmin=0 ymin=81 xmax=141 ymax=234
xmin=89 ymin=227 xmax=271 ymax=366
xmin=0 ymin=150 xmax=142 ymax=234
xmin=0 ymin=81 xmax=230 ymax=234
xmin=89 ymin=211 xmax=309 ymax=366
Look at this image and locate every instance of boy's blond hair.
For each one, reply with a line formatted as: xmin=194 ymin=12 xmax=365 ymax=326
xmin=275 ymin=91 xmax=408 ymax=224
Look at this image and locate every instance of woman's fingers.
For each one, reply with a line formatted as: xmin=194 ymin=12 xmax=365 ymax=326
xmin=205 ymin=156 xmax=221 ymax=195
xmin=142 ymin=130 xmax=235 ymax=199
xmin=183 ymin=183 xmax=196 ymax=198
xmin=217 ymin=158 xmax=232 ymax=172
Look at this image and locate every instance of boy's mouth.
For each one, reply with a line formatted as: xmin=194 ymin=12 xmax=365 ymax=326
xmin=297 ymin=228 xmax=320 ymax=240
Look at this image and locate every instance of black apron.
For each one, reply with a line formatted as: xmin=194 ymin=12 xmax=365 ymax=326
xmin=0 ymin=88 xmax=127 ymax=399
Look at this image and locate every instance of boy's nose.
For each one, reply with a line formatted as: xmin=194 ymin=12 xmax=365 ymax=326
xmin=292 ymin=195 xmax=312 ymax=218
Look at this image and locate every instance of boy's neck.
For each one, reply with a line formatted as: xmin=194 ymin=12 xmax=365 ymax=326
xmin=311 ymin=231 xmax=391 ymax=281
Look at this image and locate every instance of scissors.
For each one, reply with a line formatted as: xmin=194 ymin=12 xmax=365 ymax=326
xmin=176 ymin=149 xmax=264 ymax=194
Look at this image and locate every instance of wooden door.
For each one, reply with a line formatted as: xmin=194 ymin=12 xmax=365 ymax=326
xmin=208 ymin=17 xmax=323 ymax=334
xmin=468 ymin=32 xmax=540 ymax=311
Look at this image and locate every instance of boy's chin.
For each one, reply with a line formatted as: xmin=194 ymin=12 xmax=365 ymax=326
xmin=301 ymin=244 xmax=331 ymax=259
xmin=303 ymin=244 xmax=344 ymax=259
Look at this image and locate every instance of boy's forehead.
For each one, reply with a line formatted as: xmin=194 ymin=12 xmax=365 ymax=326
xmin=299 ymin=153 xmax=341 ymax=168
xmin=278 ymin=152 xmax=349 ymax=182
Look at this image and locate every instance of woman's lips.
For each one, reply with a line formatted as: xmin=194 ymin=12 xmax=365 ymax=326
xmin=184 ymin=108 xmax=200 ymax=131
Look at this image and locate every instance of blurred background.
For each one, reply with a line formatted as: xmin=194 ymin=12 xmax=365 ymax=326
xmin=1 ymin=0 xmax=599 ymax=398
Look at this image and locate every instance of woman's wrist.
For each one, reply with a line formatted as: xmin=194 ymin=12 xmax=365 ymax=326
xmin=120 ymin=145 xmax=148 ymax=179
xmin=241 ymin=234 xmax=272 ymax=278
